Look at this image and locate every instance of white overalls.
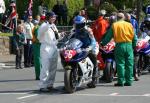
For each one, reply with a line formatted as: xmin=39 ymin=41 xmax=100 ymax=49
xmin=37 ymin=22 xmax=59 ymax=88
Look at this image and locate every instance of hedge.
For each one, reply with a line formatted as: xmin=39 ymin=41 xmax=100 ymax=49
xmin=0 ymin=33 xmax=13 ymax=37
xmin=5 ymin=0 xmax=84 ymax=22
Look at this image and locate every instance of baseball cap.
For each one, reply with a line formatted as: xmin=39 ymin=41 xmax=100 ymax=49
xmin=46 ymin=11 xmax=57 ymax=17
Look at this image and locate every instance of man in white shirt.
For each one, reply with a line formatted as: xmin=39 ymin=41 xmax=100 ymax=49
xmin=37 ymin=11 xmax=60 ymax=92
xmin=24 ymin=15 xmax=34 ymax=67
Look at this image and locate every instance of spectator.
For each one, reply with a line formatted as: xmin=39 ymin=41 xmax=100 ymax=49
xmin=23 ymin=15 xmax=34 ymax=67
xmin=146 ymin=5 xmax=150 ymax=15
xmin=125 ymin=13 xmax=139 ymax=37
xmin=22 ymin=11 xmax=28 ymax=22
xmin=0 ymin=0 xmax=5 ymax=31
xmin=32 ymin=20 xmax=41 ymax=80
xmin=79 ymin=9 xmax=88 ymax=21
xmin=34 ymin=15 xmax=40 ymax=23
xmin=8 ymin=1 xmax=17 ymax=34
xmin=101 ymin=13 xmax=137 ymax=86
xmin=91 ymin=10 xmax=109 ymax=74
xmin=38 ymin=1 xmax=47 ymax=17
xmin=37 ymin=11 xmax=60 ymax=92
xmin=2 ymin=13 xmax=9 ymax=32
xmin=0 ymin=0 xmax=6 ymax=29
xmin=91 ymin=10 xmax=109 ymax=43
xmin=52 ymin=0 xmax=63 ymax=25
xmin=14 ymin=24 xmax=25 ymax=69
xmin=68 ymin=11 xmax=79 ymax=26
xmin=40 ymin=15 xmax=46 ymax=24
xmin=61 ymin=1 xmax=68 ymax=25
xmin=125 ymin=13 xmax=139 ymax=81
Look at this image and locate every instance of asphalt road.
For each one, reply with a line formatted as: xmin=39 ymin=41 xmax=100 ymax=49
xmin=0 ymin=65 xmax=150 ymax=103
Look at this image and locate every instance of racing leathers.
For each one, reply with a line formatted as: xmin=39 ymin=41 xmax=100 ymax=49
xmin=71 ymin=26 xmax=98 ymax=86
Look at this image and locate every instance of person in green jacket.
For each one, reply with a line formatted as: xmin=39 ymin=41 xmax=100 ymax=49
xmin=32 ymin=20 xmax=41 ymax=80
xmin=100 ymin=13 xmax=137 ymax=86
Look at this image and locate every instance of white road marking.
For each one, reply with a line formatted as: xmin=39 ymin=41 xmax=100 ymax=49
xmin=143 ymin=94 xmax=150 ymax=96
xmin=70 ymin=93 xmax=150 ymax=97
xmin=109 ymin=93 xmax=119 ymax=96
xmin=17 ymin=94 xmax=38 ymax=100
xmin=0 ymin=93 xmax=28 ymax=95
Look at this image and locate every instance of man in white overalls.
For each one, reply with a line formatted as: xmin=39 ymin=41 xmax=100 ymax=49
xmin=37 ymin=11 xmax=59 ymax=92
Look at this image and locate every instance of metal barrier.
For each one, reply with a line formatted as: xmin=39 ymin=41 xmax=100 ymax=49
xmin=57 ymin=26 xmax=73 ymax=33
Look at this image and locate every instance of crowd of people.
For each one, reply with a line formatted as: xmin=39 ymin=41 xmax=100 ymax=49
xmin=0 ymin=0 xmax=150 ymax=92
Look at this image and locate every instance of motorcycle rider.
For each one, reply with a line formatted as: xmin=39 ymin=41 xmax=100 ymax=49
xmin=71 ymin=15 xmax=98 ymax=88
xmin=139 ymin=16 xmax=150 ymax=70
xmin=140 ymin=17 xmax=150 ymax=35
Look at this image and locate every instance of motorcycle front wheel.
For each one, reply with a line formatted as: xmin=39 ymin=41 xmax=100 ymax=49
xmin=104 ymin=62 xmax=114 ymax=83
xmin=64 ymin=67 xmax=77 ymax=93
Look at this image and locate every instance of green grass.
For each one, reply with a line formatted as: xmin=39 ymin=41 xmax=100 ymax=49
xmin=0 ymin=33 xmax=13 ymax=37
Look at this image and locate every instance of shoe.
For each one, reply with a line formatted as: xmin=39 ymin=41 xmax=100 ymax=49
xmin=19 ymin=66 xmax=23 ymax=69
xmin=87 ymin=81 xmax=96 ymax=88
xmin=134 ymin=77 xmax=139 ymax=81
xmin=35 ymin=77 xmax=40 ymax=80
xmin=124 ymin=83 xmax=132 ymax=86
xmin=100 ymin=76 xmax=106 ymax=81
xmin=39 ymin=88 xmax=51 ymax=92
xmin=47 ymin=86 xmax=58 ymax=91
xmin=62 ymin=86 xmax=66 ymax=90
xmin=16 ymin=67 xmax=19 ymax=69
xmin=114 ymin=83 xmax=124 ymax=87
xmin=24 ymin=65 xmax=29 ymax=68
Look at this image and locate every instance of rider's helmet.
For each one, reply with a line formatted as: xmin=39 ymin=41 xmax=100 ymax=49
xmin=74 ymin=15 xmax=86 ymax=29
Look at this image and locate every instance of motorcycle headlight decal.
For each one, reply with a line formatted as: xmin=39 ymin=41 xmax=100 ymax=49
xmin=63 ymin=50 xmax=77 ymax=61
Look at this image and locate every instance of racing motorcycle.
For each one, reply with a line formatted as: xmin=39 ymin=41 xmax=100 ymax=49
xmin=135 ymin=35 xmax=150 ymax=76
xmin=99 ymin=40 xmax=116 ymax=83
xmin=58 ymin=37 xmax=98 ymax=93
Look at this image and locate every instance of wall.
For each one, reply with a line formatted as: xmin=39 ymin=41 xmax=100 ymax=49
xmin=0 ymin=36 xmax=11 ymax=55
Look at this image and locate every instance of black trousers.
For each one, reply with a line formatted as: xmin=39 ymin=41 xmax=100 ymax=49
xmin=88 ymin=52 xmax=97 ymax=82
xmin=24 ymin=40 xmax=33 ymax=67
xmin=16 ymin=46 xmax=24 ymax=68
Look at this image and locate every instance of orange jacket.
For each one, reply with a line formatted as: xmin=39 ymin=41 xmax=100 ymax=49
xmin=91 ymin=16 xmax=109 ymax=42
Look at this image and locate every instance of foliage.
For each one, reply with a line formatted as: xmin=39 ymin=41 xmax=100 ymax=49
xmin=16 ymin=0 xmax=28 ymax=17
xmin=86 ymin=6 xmax=98 ymax=20
xmin=5 ymin=0 xmax=148 ymax=21
xmin=0 ymin=33 xmax=13 ymax=36
xmin=44 ymin=0 xmax=56 ymax=10
xmin=143 ymin=0 xmax=150 ymax=6
xmin=6 ymin=0 xmax=84 ymax=21
xmin=67 ymin=0 xmax=84 ymax=18
xmin=100 ymin=2 xmax=118 ymax=15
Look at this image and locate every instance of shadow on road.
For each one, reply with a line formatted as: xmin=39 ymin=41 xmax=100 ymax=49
xmin=0 ymin=79 xmax=35 ymax=83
